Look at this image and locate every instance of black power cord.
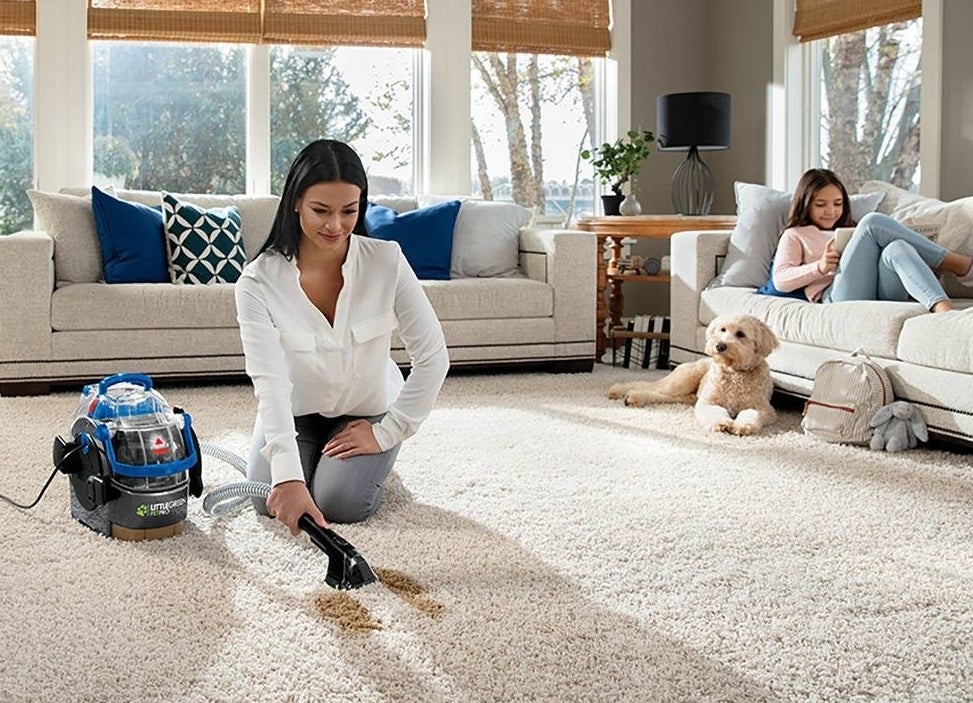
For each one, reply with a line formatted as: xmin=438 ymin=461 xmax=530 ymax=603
xmin=0 ymin=444 xmax=83 ymax=510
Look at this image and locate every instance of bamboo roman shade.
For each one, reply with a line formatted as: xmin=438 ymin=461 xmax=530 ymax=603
xmin=793 ymin=0 xmax=921 ymax=42
xmin=88 ymin=0 xmax=426 ymax=47
xmin=472 ymin=0 xmax=611 ymax=56
xmin=88 ymin=1 xmax=262 ymax=43
xmin=263 ymin=1 xmax=426 ymax=48
xmin=0 ymin=0 xmax=35 ymax=36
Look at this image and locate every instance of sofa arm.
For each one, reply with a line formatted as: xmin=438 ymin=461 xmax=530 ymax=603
xmin=520 ymin=227 xmax=596 ymax=343
xmin=0 ymin=231 xmax=54 ymax=362
xmin=670 ymin=230 xmax=731 ymax=358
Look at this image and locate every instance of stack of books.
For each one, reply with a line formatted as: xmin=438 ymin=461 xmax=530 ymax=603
xmin=618 ymin=315 xmax=670 ymax=369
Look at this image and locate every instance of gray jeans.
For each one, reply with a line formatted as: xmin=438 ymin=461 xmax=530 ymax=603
xmin=246 ymin=413 xmax=400 ymax=523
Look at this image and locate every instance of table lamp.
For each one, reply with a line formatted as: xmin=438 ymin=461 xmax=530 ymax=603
xmin=656 ymin=91 xmax=731 ymax=216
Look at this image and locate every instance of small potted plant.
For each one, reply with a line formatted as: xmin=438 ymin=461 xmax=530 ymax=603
xmin=582 ymin=129 xmax=655 ymax=215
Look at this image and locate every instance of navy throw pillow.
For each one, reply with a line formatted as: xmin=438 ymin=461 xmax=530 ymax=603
xmin=365 ymin=200 xmax=462 ymax=280
xmin=756 ymin=262 xmax=807 ymax=299
xmin=91 ymin=186 xmax=168 ymax=284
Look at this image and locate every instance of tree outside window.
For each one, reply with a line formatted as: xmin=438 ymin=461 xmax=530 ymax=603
xmin=471 ymin=52 xmax=596 ymax=218
xmin=92 ymin=43 xmax=413 ymax=197
xmin=0 ymin=36 xmax=32 ymax=235
xmin=92 ymin=42 xmax=247 ymax=194
xmin=819 ymin=19 xmax=922 ymax=194
xmin=270 ymin=46 xmax=414 ymax=196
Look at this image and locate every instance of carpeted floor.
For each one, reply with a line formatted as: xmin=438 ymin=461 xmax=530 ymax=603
xmin=1 ymin=366 xmax=972 ymax=702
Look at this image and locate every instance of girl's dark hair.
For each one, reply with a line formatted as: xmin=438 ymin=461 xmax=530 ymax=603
xmin=257 ymin=139 xmax=369 ymax=259
xmin=784 ymin=168 xmax=855 ymax=230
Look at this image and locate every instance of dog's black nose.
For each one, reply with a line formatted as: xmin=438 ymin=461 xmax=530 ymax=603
xmin=715 ymin=342 xmax=727 ymax=353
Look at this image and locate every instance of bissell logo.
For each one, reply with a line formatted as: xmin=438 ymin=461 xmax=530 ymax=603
xmin=150 ymin=434 xmax=169 ymax=456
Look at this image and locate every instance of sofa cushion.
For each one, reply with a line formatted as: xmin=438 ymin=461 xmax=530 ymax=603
xmin=366 ymin=200 xmax=461 ymax=280
xmin=90 ymin=186 xmax=169 ymax=284
xmin=897 ymin=308 xmax=973 ymax=373
xmin=700 ymin=286 xmax=924 ymax=359
xmin=51 ymin=277 xmax=554 ymax=332
xmin=421 ymin=278 xmax=553 ymax=320
xmin=450 ymin=200 xmax=532 ymax=279
xmin=51 ymin=282 xmax=239 ymax=331
xmin=162 ymin=193 xmax=247 ymax=284
xmin=710 ymin=182 xmax=885 ymax=289
xmin=26 ymin=189 xmax=104 ymax=286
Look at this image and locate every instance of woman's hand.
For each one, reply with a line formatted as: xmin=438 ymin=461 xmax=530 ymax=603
xmin=266 ymin=480 xmax=328 ymax=535
xmin=818 ymin=238 xmax=840 ymax=275
xmin=323 ymin=419 xmax=381 ymax=459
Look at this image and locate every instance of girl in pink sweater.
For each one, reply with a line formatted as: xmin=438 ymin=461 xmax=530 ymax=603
xmin=772 ymin=169 xmax=973 ymax=312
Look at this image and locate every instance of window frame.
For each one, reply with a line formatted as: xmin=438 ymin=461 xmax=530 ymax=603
xmin=772 ymin=0 xmax=943 ymax=197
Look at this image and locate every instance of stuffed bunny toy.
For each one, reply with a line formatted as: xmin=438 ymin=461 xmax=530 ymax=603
xmin=869 ymin=401 xmax=928 ymax=452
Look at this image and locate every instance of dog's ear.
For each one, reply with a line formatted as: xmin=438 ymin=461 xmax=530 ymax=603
xmin=753 ymin=319 xmax=780 ymax=357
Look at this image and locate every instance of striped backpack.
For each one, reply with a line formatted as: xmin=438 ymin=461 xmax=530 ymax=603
xmin=801 ymin=351 xmax=894 ymax=445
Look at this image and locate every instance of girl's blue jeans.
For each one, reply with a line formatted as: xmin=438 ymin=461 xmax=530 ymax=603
xmin=823 ymin=212 xmax=949 ymax=310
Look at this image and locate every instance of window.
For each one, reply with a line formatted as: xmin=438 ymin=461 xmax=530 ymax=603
xmin=469 ymin=0 xmax=610 ymax=217
xmin=471 ymin=52 xmax=597 ymax=217
xmin=67 ymin=2 xmax=615 ymax=202
xmin=817 ymin=18 xmax=922 ymax=193
xmin=0 ymin=36 xmax=32 ymax=235
xmin=92 ymin=42 xmax=247 ymax=193
xmin=269 ymin=46 xmax=415 ymax=195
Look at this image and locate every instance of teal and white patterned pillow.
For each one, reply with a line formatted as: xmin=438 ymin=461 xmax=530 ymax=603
xmin=162 ymin=192 xmax=246 ymax=284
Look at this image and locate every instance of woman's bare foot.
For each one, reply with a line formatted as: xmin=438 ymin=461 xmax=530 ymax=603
xmin=932 ymin=300 xmax=955 ymax=313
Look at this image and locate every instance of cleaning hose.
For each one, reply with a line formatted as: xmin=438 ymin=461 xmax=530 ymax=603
xmin=199 ymin=442 xmax=271 ymax=518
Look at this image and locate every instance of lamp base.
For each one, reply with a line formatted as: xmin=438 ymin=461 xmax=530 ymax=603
xmin=670 ymin=146 xmax=715 ymax=216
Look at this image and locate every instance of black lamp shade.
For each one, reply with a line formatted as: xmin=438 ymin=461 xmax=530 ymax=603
xmin=656 ymin=92 xmax=731 ymax=151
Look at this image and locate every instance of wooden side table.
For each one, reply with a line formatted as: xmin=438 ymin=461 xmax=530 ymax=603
xmin=575 ymin=214 xmax=737 ymax=361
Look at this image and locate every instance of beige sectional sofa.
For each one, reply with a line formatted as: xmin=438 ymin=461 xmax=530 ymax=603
xmin=669 ymin=181 xmax=973 ymax=445
xmin=0 ymin=189 xmax=595 ymax=395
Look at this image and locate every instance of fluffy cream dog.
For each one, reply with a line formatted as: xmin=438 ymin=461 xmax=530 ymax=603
xmin=607 ymin=314 xmax=779 ymax=435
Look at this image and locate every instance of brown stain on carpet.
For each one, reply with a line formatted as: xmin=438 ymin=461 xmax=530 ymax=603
xmin=314 ymin=592 xmax=383 ymax=632
xmin=312 ymin=568 xmax=444 ymax=630
xmin=375 ymin=567 xmax=444 ymax=618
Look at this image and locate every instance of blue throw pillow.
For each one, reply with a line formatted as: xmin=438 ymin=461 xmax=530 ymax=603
xmin=90 ymin=186 xmax=168 ymax=284
xmin=365 ymin=200 xmax=462 ymax=280
xmin=756 ymin=262 xmax=807 ymax=299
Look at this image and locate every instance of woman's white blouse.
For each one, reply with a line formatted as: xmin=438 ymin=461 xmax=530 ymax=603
xmin=235 ymin=235 xmax=449 ymax=486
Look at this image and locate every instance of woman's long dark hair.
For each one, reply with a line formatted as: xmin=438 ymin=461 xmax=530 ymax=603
xmin=784 ymin=168 xmax=855 ymax=230
xmin=257 ymin=139 xmax=369 ymax=259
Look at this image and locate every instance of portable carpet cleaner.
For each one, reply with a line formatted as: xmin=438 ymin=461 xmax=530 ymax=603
xmin=0 ymin=373 xmax=376 ymax=591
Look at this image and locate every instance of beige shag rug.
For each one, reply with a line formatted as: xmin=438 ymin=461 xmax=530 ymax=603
xmin=1 ymin=366 xmax=972 ymax=703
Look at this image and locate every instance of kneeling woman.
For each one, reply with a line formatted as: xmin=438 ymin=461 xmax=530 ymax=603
xmin=235 ymin=139 xmax=449 ymax=536
xmin=773 ymin=168 xmax=973 ymax=313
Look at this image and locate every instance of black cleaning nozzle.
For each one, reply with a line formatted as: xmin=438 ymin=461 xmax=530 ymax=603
xmin=298 ymin=514 xmax=377 ymax=590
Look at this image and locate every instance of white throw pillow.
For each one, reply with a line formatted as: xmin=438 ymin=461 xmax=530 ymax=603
xmin=27 ymin=189 xmax=103 ymax=285
xmin=860 ymin=180 xmax=973 ymax=297
xmin=449 ymin=200 xmax=532 ymax=278
xmin=860 ymin=180 xmax=973 ymax=252
xmin=371 ymin=195 xmax=420 ymax=214
xmin=709 ymin=182 xmax=886 ymax=289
